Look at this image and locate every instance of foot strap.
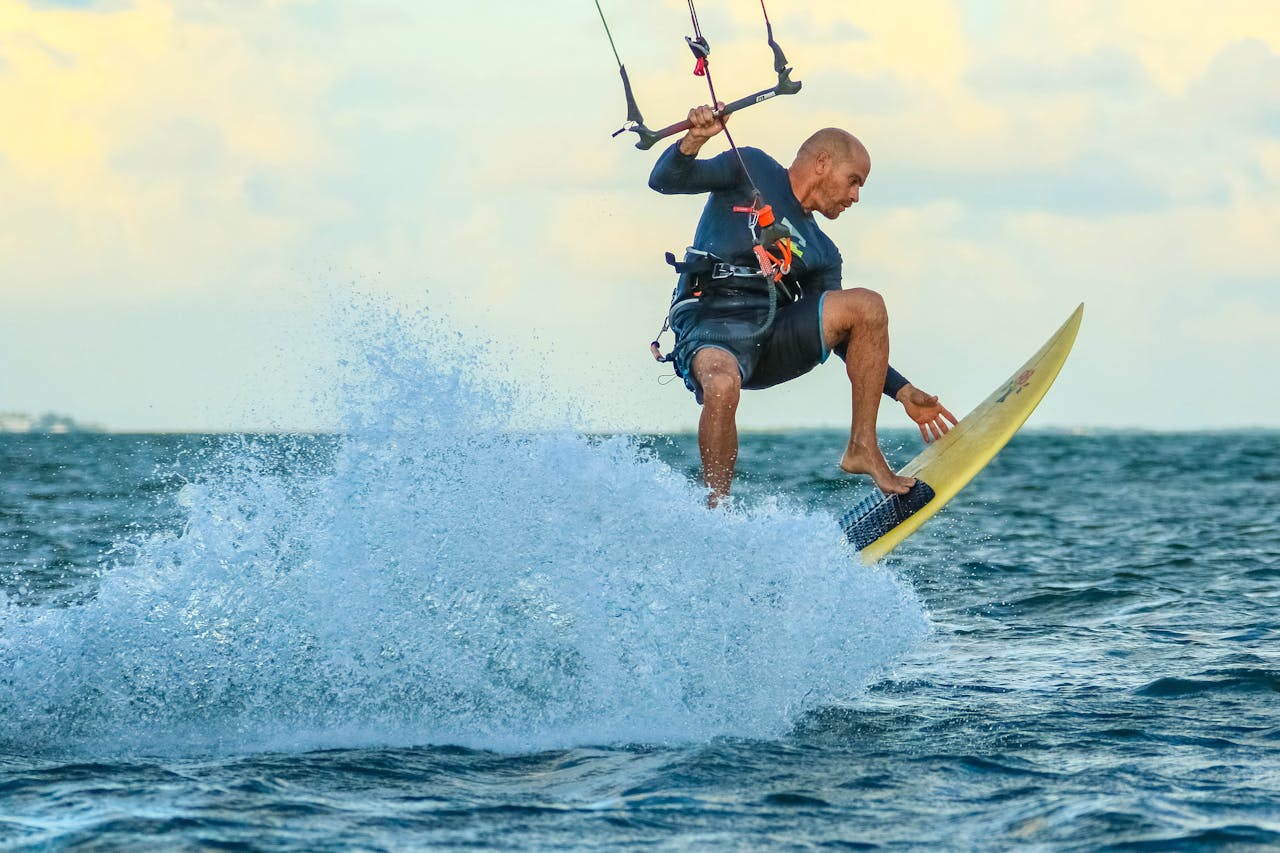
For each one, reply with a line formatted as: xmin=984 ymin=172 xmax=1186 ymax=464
xmin=839 ymin=480 xmax=936 ymax=551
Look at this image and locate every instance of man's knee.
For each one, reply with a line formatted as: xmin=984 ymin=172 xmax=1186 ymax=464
xmin=701 ymin=371 xmax=741 ymax=407
xmin=843 ymin=287 xmax=888 ymax=326
xmin=825 ymin=287 xmax=888 ymax=337
xmin=691 ymin=349 xmax=742 ymax=409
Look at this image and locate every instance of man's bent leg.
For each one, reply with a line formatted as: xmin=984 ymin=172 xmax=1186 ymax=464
xmin=690 ymin=347 xmax=742 ymax=506
xmin=821 ymin=289 xmax=916 ymax=495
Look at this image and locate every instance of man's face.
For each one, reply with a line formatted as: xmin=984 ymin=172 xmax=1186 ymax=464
xmin=815 ymin=152 xmax=871 ymax=220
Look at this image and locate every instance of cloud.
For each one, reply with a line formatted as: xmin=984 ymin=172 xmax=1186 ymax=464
xmin=880 ymin=157 xmax=1175 ymax=215
xmin=1183 ymin=38 xmax=1280 ymax=138
xmin=20 ymin=0 xmax=118 ymax=8
xmin=967 ymin=47 xmax=1147 ymax=96
xmin=2 ymin=0 xmax=1278 ymax=430
xmin=959 ymin=0 xmax=1280 ymax=94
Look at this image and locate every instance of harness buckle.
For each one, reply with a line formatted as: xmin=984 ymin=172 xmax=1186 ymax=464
xmin=711 ymin=262 xmax=735 ymax=279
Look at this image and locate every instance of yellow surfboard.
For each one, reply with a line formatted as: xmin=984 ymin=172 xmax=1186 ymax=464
xmin=849 ymin=303 xmax=1084 ymax=564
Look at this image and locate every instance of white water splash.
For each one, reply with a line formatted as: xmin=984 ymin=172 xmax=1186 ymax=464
xmin=0 ymin=306 xmax=927 ymax=756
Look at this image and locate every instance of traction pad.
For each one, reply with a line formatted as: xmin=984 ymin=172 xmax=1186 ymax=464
xmin=839 ymin=480 xmax=936 ymax=551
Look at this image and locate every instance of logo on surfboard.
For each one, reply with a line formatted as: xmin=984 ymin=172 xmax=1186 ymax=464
xmin=995 ymin=369 xmax=1035 ymax=403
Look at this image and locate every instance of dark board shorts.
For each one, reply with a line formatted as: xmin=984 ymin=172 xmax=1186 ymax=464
xmin=670 ymin=286 xmax=831 ymax=404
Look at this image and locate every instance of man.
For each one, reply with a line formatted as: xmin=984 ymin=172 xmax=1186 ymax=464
xmin=649 ymin=103 xmax=956 ymax=504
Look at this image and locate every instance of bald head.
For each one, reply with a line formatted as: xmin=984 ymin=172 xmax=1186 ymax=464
xmin=787 ymin=128 xmax=872 ymax=220
xmin=794 ymin=128 xmax=869 ymax=169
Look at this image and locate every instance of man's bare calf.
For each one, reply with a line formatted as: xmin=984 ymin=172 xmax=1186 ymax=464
xmin=690 ymin=347 xmax=742 ymax=506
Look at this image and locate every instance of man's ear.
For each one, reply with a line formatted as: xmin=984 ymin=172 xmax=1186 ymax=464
xmin=813 ymin=150 xmax=831 ymax=175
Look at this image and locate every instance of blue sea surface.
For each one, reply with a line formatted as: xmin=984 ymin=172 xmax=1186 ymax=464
xmin=1 ymin=325 xmax=1278 ymax=850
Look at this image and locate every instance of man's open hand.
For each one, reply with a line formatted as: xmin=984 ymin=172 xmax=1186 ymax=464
xmin=896 ymin=384 xmax=959 ymax=443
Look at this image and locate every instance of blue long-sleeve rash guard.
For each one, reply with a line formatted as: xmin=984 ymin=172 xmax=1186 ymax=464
xmin=649 ymin=142 xmax=909 ymax=399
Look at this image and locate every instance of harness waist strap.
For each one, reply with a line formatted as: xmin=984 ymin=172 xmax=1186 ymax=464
xmin=710 ymin=262 xmax=767 ymax=279
xmin=665 ymin=248 xmax=766 ymax=279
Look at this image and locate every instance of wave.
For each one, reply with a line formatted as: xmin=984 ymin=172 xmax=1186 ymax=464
xmin=0 ymin=306 xmax=927 ymax=757
xmin=1134 ymin=668 xmax=1280 ymax=698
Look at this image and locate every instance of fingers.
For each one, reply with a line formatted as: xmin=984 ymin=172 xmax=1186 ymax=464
xmin=907 ymin=397 xmax=958 ymax=444
xmin=917 ymin=414 xmax=949 ymax=444
xmin=688 ymin=104 xmax=719 ymax=127
xmin=686 ymin=103 xmax=729 ymax=137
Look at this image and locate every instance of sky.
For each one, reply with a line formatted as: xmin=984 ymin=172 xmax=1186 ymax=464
xmin=1 ymin=0 xmax=1278 ymax=432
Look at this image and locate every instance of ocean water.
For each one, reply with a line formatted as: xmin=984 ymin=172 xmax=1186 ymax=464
xmin=1 ymin=322 xmax=1278 ymax=850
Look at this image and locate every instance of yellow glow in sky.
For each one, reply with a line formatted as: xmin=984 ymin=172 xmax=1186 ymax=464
xmin=1 ymin=0 xmax=1277 ymax=431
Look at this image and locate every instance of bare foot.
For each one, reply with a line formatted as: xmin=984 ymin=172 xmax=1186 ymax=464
xmin=839 ymin=442 xmax=916 ymax=495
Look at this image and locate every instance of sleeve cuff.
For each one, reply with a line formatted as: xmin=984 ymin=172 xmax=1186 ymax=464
xmin=883 ymin=366 xmax=909 ymax=400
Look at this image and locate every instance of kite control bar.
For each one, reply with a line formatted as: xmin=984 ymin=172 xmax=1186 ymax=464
xmin=597 ymin=0 xmax=802 ymax=150
xmin=623 ymin=64 xmax=801 ymax=150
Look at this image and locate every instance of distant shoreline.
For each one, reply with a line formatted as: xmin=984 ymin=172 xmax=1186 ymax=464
xmin=0 ymin=412 xmax=104 ymax=434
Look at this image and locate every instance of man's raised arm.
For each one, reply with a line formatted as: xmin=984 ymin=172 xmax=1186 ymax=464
xmin=648 ymin=102 xmax=743 ymax=195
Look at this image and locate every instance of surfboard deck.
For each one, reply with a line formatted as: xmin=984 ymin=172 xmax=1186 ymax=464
xmin=850 ymin=303 xmax=1084 ymax=564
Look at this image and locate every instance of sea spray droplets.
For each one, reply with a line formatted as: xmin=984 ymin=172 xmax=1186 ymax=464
xmin=0 ymin=308 xmax=927 ymax=755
